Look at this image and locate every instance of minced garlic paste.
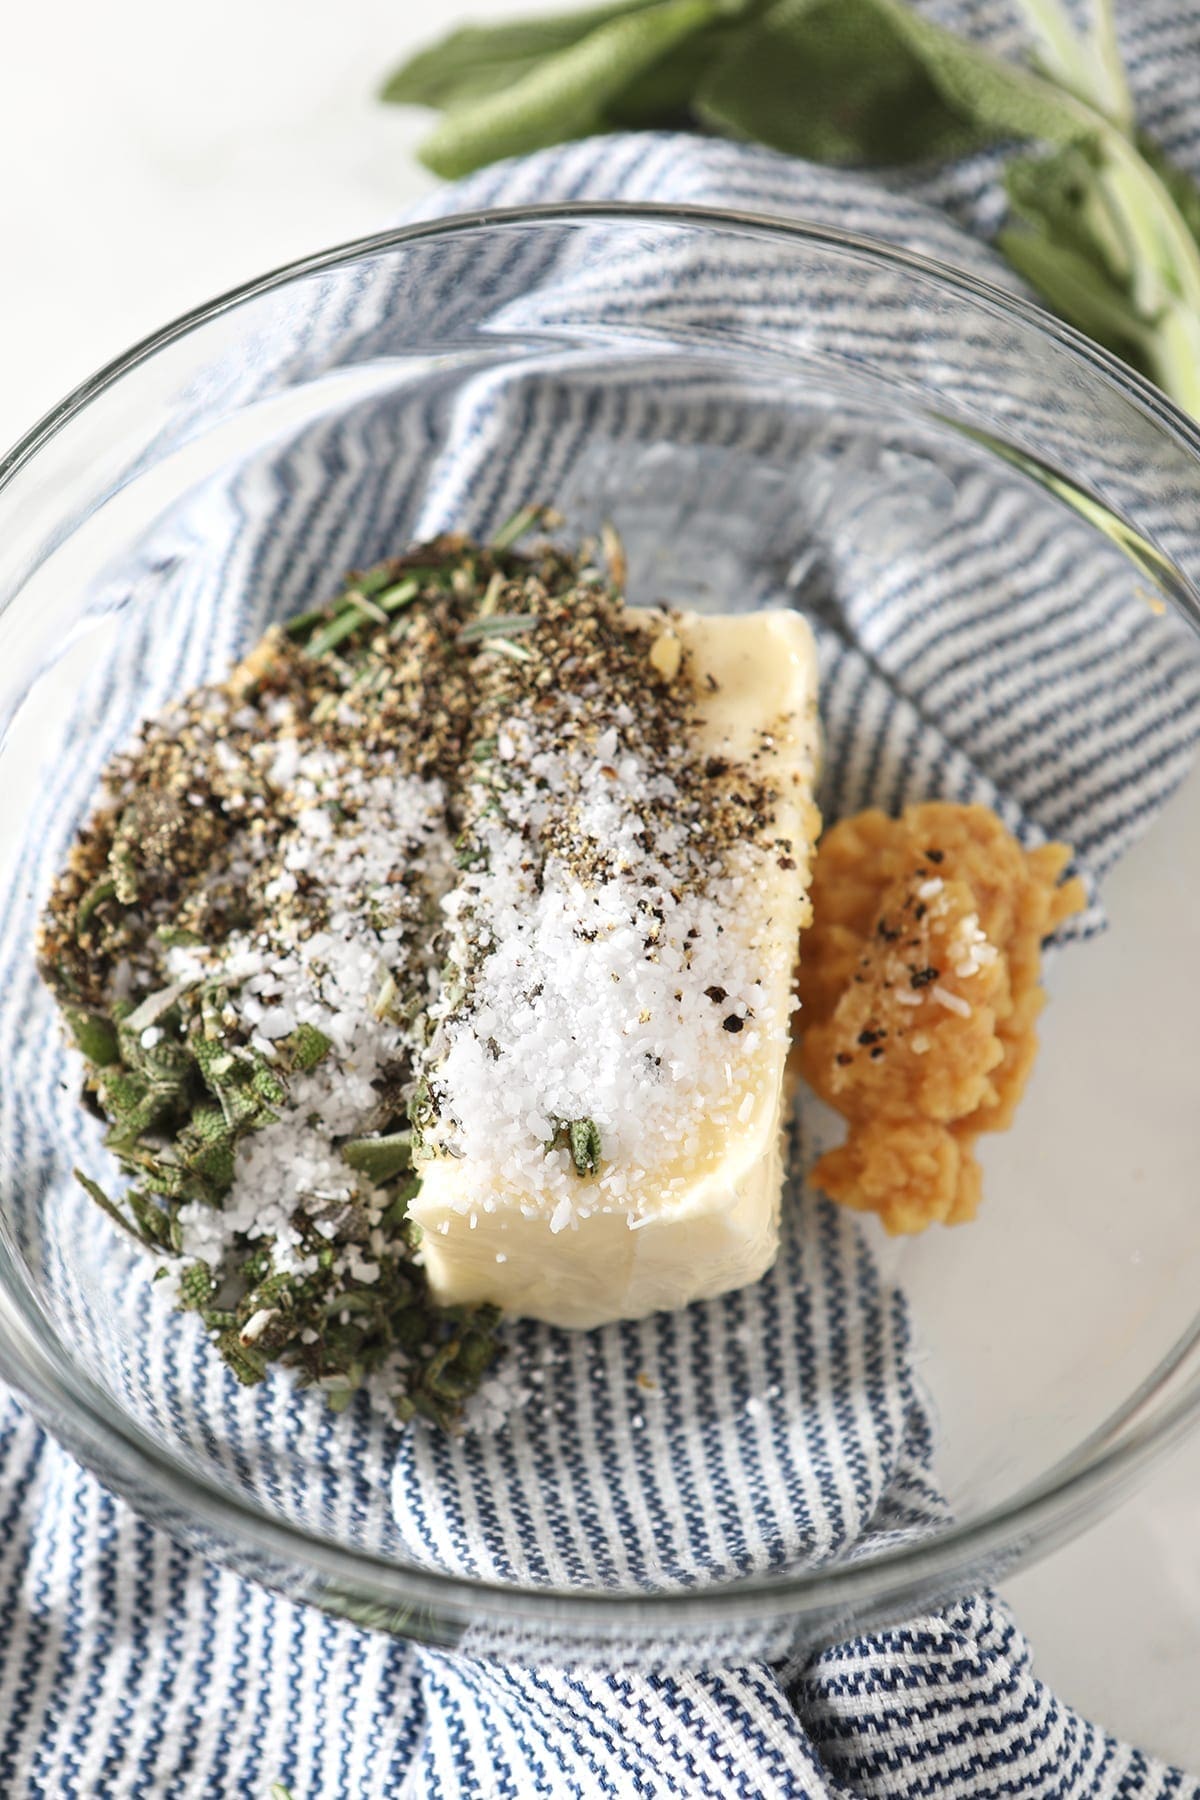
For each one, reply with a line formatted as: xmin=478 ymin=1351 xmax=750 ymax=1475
xmin=795 ymin=802 xmax=1086 ymax=1233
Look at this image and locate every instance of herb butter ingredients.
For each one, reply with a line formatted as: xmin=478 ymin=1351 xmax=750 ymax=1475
xmin=38 ymin=519 xmax=821 ymax=1409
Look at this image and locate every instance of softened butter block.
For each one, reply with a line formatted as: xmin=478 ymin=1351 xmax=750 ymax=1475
xmin=410 ymin=606 xmax=820 ymax=1328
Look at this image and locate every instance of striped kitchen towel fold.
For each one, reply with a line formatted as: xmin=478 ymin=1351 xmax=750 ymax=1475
xmin=1 ymin=0 xmax=1200 ymax=1794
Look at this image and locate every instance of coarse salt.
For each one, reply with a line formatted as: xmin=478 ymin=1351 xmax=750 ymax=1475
xmin=425 ymin=722 xmax=782 ymax=1227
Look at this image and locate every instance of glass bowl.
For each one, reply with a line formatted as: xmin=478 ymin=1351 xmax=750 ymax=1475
xmin=1 ymin=205 xmax=1199 ymax=1665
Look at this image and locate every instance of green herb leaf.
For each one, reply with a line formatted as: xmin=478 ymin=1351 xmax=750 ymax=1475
xmin=178 ymin=1261 xmax=217 ymax=1309
xmin=458 ymin=612 xmax=539 ymax=643
xmin=400 ymin=1304 xmax=504 ymax=1429
xmin=340 ymin=1132 xmax=414 ymax=1184
xmin=174 ymin=1104 xmax=239 ymax=1193
xmin=284 ymin=603 xmax=333 ymax=640
xmin=64 ymin=1007 xmax=120 ymax=1066
xmin=126 ymin=1187 xmax=181 ymax=1254
xmin=380 ymin=0 xmax=665 ymax=108
xmin=74 ymin=1167 xmax=147 ymax=1248
xmin=154 ymin=924 xmax=205 ymax=949
xmin=407 ymin=1077 xmax=437 ymax=1151
xmin=560 ymin=1116 xmax=602 ymax=1177
xmin=1000 ymin=134 xmax=1200 ymax=415
xmin=343 ymin=590 xmax=390 ymax=625
xmin=377 ymin=0 xmax=1200 ymax=420
xmin=1136 ymin=132 xmax=1200 ymax=249
xmin=193 ymin=1038 xmax=285 ymax=1128
xmin=76 ymin=876 xmax=117 ymax=934
xmin=305 ymin=605 xmax=378 ymax=659
xmin=353 ymin=563 xmax=406 ymax=598
xmin=277 ymin=1022 xmax=334 ymax=1073
xmin=491 ymin=503 xmax=549 ymax=550
xmin=480 ymin=636 xmax=538 ymax=664
xmin=376 ymin=575 xmax=422 ymax=613
xmin=700 ymin=0 xmax=1091 ymax=162
xmin=411 ymin=0 xmax=729 ymax=179
xmin=697 ymin=0 xmax=985 ymax=164
xmin=1015 ymin=0 xmax=1131 ymax=129
xmin=999 ymin=140 xmax=1159 ymax=359
xmin=999 ymin=222 xmax=1151 ymax=352
xmin=216 ymin=1326 xmax=268 ymax=1386
xmin=100 ymin=1065 xmax=190 ymax=1151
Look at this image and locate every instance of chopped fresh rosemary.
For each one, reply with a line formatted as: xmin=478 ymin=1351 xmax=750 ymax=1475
xmin=490 ymin=502 xmax=550 ymax=550
xmin=457 ymin=612 xmax=538 ymax=643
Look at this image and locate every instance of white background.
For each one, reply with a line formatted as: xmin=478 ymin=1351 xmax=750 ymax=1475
xmin=2 ymin=0 xmax=1198 ymax=1771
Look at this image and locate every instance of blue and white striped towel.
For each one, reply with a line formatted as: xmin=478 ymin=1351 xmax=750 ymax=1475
xmin=3 ymin=0 xmax=1200 ymax=1792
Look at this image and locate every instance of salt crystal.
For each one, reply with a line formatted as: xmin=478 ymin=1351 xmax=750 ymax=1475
xmin=257 ymin=1008 xmax=296 ymax=1040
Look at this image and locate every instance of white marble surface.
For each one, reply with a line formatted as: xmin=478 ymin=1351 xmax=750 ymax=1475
xmin=2 ymin=0 xmax=1198 ymax=1769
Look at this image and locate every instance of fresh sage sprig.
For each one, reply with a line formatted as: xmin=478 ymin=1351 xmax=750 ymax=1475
xmin=381 ymin=0 xmax=1200 ymax=417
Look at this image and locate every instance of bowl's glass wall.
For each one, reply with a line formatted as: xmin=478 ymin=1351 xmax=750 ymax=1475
xmin=1 ymin=212 xmax=1199 ymax=1653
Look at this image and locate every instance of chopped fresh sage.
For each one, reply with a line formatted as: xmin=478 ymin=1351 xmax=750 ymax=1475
xmin=552 ymin=1116 xmax=603 ymax=1177
xmin=341 ymin=1132 xmax=414 ymax=1184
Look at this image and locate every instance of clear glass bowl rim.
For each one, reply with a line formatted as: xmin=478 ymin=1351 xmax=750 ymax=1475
xmin=2 ymin=199 xmax=1199 ymax=1638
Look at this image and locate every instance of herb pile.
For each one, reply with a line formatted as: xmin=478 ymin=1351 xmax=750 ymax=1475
xmin=38 ymin=509 xmax=610 ymax=1426
xmin=381 ymin=0 xmax=1200 ymax=419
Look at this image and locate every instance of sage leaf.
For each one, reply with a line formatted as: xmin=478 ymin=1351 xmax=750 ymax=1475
xmin=65 ymin=1007 xmax=120 ymax=1067
xmin=998 ymin=223 xmax=1152 ymax=355
xmin=1136 ymin=133 xmax=1200 ymax=250
xmin=278 ymin=1022 xmax=334 ymax=1072
xmin=216 ymin=1326 xmax=268 ymax=1386
xmin=380 ymin=0 xmax=666 ymax=108
xmin=566 ymin=1116 xmax=603 ymax=1177
xmin=695 ymin=0 xmax=986 ymax=165
xmin=178 ymin=1261 xmax=217 ymax=1309
xmin=1002 ymin=134 xmax=1200 ymax=414
xmin=340 ymin=1132 xmax=414 ymax=1184
xmin=413 ymin=0 xmax=737 ymax=180
xmin=1015 ymin=0 xmax=1131 ymax=129
xmin=861 ymin=0 xmax=1093 ymax=147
